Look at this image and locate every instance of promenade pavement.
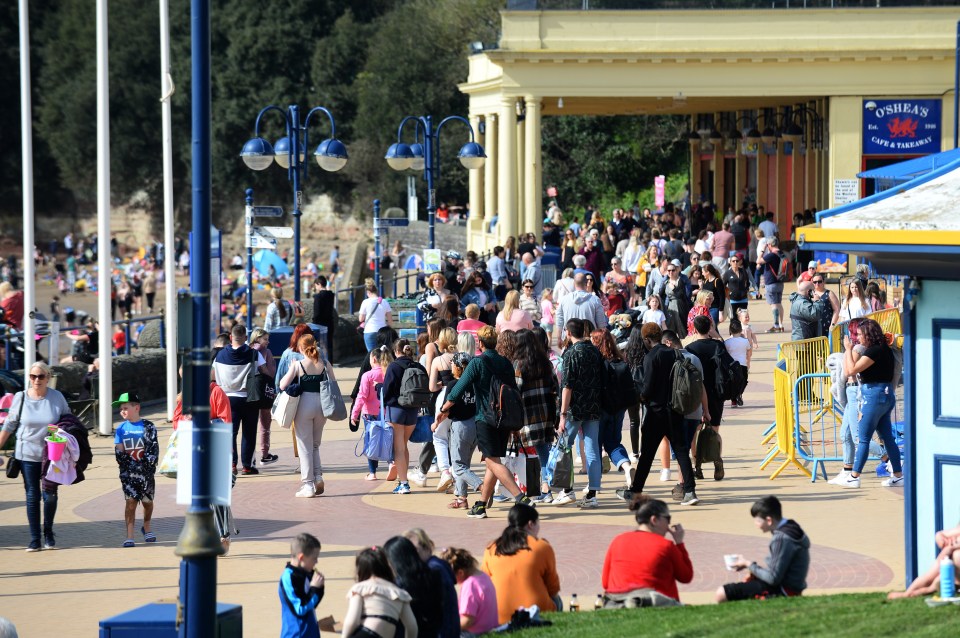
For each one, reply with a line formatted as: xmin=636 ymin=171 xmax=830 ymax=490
xmin=0 ymin=285 xmax=905 ymax=636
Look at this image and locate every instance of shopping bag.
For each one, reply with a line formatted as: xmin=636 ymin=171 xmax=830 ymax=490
xmin=318 ymin=367 xmax=348 ymax=421
xmin=504 ymin=451 xmax=528 ymax=495
xmin=543 ymin=440 xmax=573 ymax=491
xmin=410 ymin=412 xmax=433 ymax=444
xmin=362 ymin=415 xmax=395 ymax=462
xmin=525 ymin=454 xmax=542 ymax=497
xmin=271 ymin=390 xmax=300 ymax=430
xmin=158 ymin=429 xmax=179 ymax=478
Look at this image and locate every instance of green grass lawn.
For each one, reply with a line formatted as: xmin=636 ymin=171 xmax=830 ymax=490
xmin=522 ymin=594 xmax=957 ymax=637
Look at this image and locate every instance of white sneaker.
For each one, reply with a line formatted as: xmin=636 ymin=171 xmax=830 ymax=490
xmin=410 ymin=469 xmax=428 ymax=488
xmin=626 ymin=466 xmax=636 ymax=487
xmin=295 ymin=484 xmax=315 ymax=498
xmin=553 ymin=491 xmax=576 ymax=506
xmin=578 ymin=496 xmax=599 ymax=509
xmin=840 ymin=474 xmax=861 ymax=489
xmin=827 ymin=470 xmax=851 ymax=485
xmin=436 ymin=470 xmax=454 ymax=493
xmin=428 ymin=462 xmax=439 ymax=475
xmin=659 ymin=468 xmax=672 ymax=482
xmin=882 ymin=475 xmax=905 ymax=488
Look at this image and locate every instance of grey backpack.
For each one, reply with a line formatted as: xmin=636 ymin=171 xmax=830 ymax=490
xmin=670 ymin=352 xmax=703 ymax=416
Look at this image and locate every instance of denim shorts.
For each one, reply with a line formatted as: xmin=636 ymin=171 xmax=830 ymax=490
xmin=386 ymin=406 xmax=418 ymax=426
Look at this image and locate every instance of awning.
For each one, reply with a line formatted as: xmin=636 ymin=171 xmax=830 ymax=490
xmin=800 ymin=155 xmax=960 ymax=278
xmin=857 ymin=148 xmax=960 ymax=187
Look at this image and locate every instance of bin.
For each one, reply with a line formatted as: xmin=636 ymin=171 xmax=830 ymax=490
xmin=99 ymin=602 xmax=242 ymax=637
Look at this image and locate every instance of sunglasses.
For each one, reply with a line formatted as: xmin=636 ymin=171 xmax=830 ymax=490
xmin=667 ymin=268 xmax=676 ymax=272
xmin=659 ymin=514 xmax=672 ymax=523
xmin=29 ymin=374 xmax=46 ymax=380
xmin=812 ymin=279 xmax=824 ymax=284
xmin=523 ymin=285 xmax=533 ymax=289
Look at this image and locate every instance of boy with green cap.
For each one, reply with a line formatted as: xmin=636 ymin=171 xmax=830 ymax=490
xmin=113 ymin=392 xmax=159 ymax=547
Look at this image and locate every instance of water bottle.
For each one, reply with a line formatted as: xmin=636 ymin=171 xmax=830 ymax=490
xmin=594 ymin=594 xmax=603 ymax=610
xmin=569 ymin=593 xmax=579 ymax=612
xmin=941 ymin=558 xmax=956 ymax=599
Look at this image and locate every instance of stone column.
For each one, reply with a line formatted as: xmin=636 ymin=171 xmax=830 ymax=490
xmin=468 ymin=114 xmax=484 ymax=227
xmin=497 ymin=97 xmax=518 ymax=242
xmin=483 ymin=114 xmax=498 ymax=226
xmin=524 ymin=95 xmax=542 ymax=240
xmin=515 ymin=106 xmax=525 ymax=233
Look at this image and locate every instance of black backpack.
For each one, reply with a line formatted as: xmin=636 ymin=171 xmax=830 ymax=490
xmin=481 ymin=358 xmax=524 ymax=430
xmin=711 ymin=345 xmax=743 ymax=402
xmin=398 ymin=362 xmax=432 ymax=409
xmin=604 ymin=359 xmax=638 ymax=414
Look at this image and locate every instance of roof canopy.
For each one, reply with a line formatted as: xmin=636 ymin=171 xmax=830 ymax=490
xmin=858 ymin=148 xmax=960 ymax=191
xmin=801 ymin=155 xmax=960 ymax=278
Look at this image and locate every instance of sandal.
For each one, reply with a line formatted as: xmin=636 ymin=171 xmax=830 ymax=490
xmin=364 ymin=473 xmax=378 ymax=481
xmin=447 ymin=498 xmax=467 ymax=509
xmin=123 ymin=539 xmax=135 ymax=548
xmin=141 ymin=526 xmax=157 ymax=543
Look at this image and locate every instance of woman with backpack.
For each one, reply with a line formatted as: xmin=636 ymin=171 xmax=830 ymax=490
xmin=591 ymin=330 xmax=636 ymax=489
xmin=382 ymin=339 xmax=430 ymax=495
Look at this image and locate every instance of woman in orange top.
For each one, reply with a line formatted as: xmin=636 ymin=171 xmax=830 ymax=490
xmin=481 ymin=503 xmax=561 ymax=623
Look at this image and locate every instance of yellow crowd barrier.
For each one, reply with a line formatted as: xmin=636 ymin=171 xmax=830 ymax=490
xmin=829 ymin=308 xmax=903 ymax=353
xmin=760 ymin=361 xmax=811 ymax=479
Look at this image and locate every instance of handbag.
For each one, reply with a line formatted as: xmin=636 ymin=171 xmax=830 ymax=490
xmin=271 ymin=362 xmax=304 ymax=429
xmin=4 ymin=392 xmax=25 ymax=479
xmin=358 ymin=391 xmax=394 ymax=462
xmin=543 ymin=439 xmax=573 ymax=491
xmin=410 ymin=410 xmax=433 ymax=444
xmin=246 ymin=351 xmax=277 ymax=409
xmin=318 ymin=365 xmax=347 ymax=421
xmin=357 ymin=298 xmax=382 ymax=335
xmin=157 ymin=429 xmax=180 ymax=478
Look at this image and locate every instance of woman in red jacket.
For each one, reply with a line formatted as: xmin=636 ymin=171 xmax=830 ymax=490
xmin=601 ymin=495 xmax=693 ymax=606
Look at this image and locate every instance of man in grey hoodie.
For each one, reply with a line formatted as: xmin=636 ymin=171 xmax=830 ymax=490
xmin=552 ymin=273 xmax=608 ymax=344
xmin=788 ymin=281 xmax=825 ymax=341
xmin=716 ymin=495 xmax=811 ymax=601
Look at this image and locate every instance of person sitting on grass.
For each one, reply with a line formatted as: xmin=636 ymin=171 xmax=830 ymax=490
xmin=279 ymin=532 xmax=325 ymax=638
xmin=113 ymin=392 xmax=159 ymax=548
xmin=888 ymin=523 xmax=960 ymax=599
xmin=716 ymin=495 xmax=810 ymax=602
xmin=441 ymin=547 xmax=499 ymax=635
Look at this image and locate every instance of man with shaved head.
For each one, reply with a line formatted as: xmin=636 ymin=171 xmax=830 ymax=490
xmin=788 ymin=280 xmax=826 ymax=341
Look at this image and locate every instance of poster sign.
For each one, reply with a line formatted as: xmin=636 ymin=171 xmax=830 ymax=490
xmin=423 ymin=249 xmax=442 ymax=273
xmin=812 ymin=252 xmax=849 ymax=275
xmin=546 ymin=185 xmax=558 ymax=198
xmin=833 ymin=179 xmax=860 ymax=205
xmin=654 ymin=175 xmax=666 ymax=208
xmin=863 ymin=99 xmax=941 ymax=155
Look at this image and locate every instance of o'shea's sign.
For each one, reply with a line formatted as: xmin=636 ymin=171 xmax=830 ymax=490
xmin=863 ymin=99 xmax=941 ymax=155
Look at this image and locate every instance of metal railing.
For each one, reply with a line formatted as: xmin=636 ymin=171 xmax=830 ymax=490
xmin=334 ymin=269 xmax=423 ymax=315
xmin=0 ymin=313 xmax=165 ymax=371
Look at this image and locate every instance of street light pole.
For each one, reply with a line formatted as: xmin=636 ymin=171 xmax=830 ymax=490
xmin=385 ymin=116 xmax=486 ymax=250
xmin=240 ymin=107 xmax=348 ymax=302
xmin=176 ymin=1 xmax=218 ymax=637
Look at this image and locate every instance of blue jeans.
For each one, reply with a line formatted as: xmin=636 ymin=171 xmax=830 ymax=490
xmin=21 ymin=460 xmax=58 ymax=546
xmin=599 ymin=410 xmax=630 ymax=469
xmin=709 ymin=307 xmax=720 ymax=324
xmin=363 ymin=332 xmax=378 ymax=352
xmin=853 ymin=383 xmax=900 ymax=475
xmin=563 ymin=419 xmax=601 ymax=491
xmin=839 ymin=385 xmax=882 ymax=466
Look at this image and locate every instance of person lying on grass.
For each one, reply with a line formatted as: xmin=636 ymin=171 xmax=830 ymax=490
xmin=888 ymin=523 xmax=960 ymax=599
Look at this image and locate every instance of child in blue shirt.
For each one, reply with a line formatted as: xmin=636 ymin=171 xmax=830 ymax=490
xmin=113 ymin=391 xmax=159 ymax=547
xmin=279 ymin=532 xmax=325 ymax=638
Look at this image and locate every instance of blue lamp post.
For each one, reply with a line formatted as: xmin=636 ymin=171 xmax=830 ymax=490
xmin=384 ymin=115 xmax=485 ymax=249
xmin=240 ymin=106 xmax=347 ymax=301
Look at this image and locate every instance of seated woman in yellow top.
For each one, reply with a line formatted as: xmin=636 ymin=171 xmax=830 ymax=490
xmin=481 ymin=503 xmax=561 ymax=623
